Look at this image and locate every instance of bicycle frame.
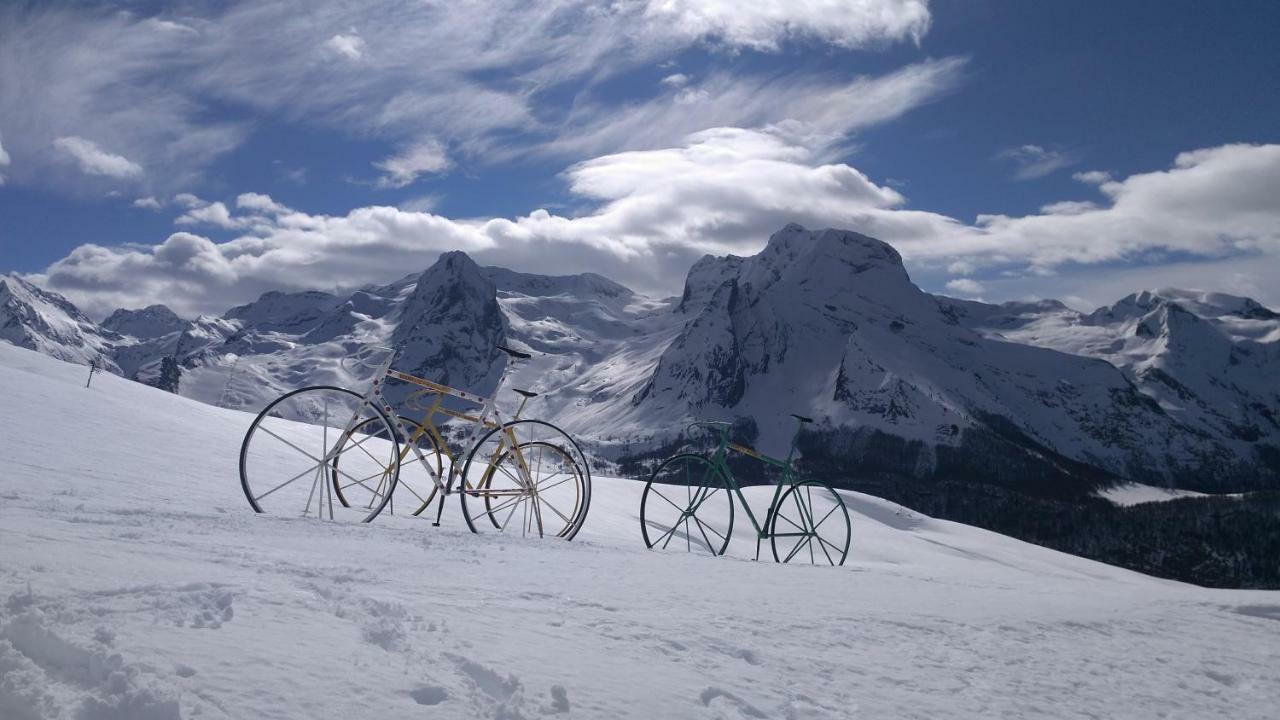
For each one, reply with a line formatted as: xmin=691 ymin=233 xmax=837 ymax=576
xmin=332 ymin=347 xmax=536 ymax=515
xmin=687 ymin=420 xmax=822 ymax=560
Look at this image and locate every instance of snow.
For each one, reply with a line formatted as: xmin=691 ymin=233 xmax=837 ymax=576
xmin=3 ymin=343 xmax=1279 ymax=719
xmin=1096 ymin=482 xmax=1211 ymax=506
xmin=1095 ymin=482 xmax=1249 ymax=506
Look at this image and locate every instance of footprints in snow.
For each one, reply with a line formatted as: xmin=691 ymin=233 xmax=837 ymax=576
xmin=0 ymin=610 xmax=182 ymax=720
xmin=404 ymin=654 xmax=571 ymax=717
xmin=409 ymin=684 xmax=448 ymax=706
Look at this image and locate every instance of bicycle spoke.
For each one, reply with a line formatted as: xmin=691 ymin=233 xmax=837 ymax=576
xmin=537 ymin=495 xmax=573 ymax=526
xmin=257 ymin=424 xmax=327 ymax=464
xmin=535 ymin=473 xmax=574 ymax=493
xmin=331 ymin=462 xmax=391 ymax=499
xmin=815 ymin=533 xmax=838 ymax=565
xmin=784 ymin=534 xmax=813 ymax=563
xmin=254 ymin=461 xmax=322 ymax=502
xmin=500 ymin=494 xmax=523 ymax=531
xmin=656 ymin=517 xmax=683 ymax=549
xmin=648 ymin=485 xmax=688 ymax=513
xmin=776 ymin=508 xmax=807 ymax=533
xmin=812 ymin=502 xmax=840 ymax=531
xmin=697 ymin=516 xmax=727 ymax=542
xmin=690 ymin=515 xmax=716 ymax=552
xmin=337 ymin=468 xmax=395 ymax=492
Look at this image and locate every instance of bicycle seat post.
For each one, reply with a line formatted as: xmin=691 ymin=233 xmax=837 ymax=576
xmin=786 ymin=414 xmax=813 ymax=464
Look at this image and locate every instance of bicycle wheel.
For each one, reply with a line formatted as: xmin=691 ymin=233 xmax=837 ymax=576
xmin=332 ymin=416 xmax=443 ymax=516
xmin=640 ymin=454 xmax=734 ymax=556
xmin=459 ymin=420 xmax=591 ymax=539
xmin=769 ymin=480 xmax=851 ymax=565
xmin=239 ymin=386 xmax=400 ymax=522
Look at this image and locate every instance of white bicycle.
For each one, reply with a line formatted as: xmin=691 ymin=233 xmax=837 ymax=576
xmin=238 ymin=345 xmax=591 ymax=539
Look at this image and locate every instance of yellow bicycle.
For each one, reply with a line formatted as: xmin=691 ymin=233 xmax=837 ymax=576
xmin=238 ymin=345 xmax=591 ymax=539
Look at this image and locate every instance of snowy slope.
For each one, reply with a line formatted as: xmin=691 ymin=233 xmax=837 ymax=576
xmin=2 ymin=343 xmax=1279 ymax=719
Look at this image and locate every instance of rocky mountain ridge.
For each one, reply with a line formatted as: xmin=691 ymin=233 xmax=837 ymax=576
xmin=3 ymin=227 xmax=1277 ymax=496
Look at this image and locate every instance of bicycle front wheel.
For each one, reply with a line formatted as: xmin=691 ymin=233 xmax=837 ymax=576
xmin=769 ymin=480 xmax=851 ymax=565
xmin=458 ymin=420 xmax=591 ymax=539
xmin=239 ymin=386 xmax=400 ymax=522
xmin=640 ymin=454 xmax=734 ymax=556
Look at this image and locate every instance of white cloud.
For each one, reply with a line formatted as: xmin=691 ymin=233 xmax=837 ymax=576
xmin=175 ymin=201 xmax=244 ymax=229
xmin=1072 ymin=170 xmax=1111 ymax=185
xmin=0 ymin=132 xmax=9 ymax=166
xmin=963 ymin=144 xmax=1280 ymax=272
xmin=325 ymin=32 xmax=366 ymax=61
xmin=0 ymin=8 xmax=245 ymax=192
xmin=53 ymin=136 xmax=143 ymax=179
xmin=944 ymin=278 xmax=985 ymax=297
xmin=997 ymin=144 xmax=1076 ymax=181
xmin=133 ymin=196 xmax=162 ymax=210
xmin=673 ymin=87 xmax=711 ymax=105
xmin=1038 ymin=200 xmax=1097 ymax=216
xmin=661 ymin=73 xmax=691 ymax=88
xmin=33 ymin=133 xmax=1280 ymax=317
xmin=541 ymin=57 xmax=966 ymax=161
xmin=373 ymin=139 xmax=452 ymax=188
xmin=235 ymin=192 xmax=289 ymax=215
xmin=398 ymin=194 xmax=442 ymax=213
xmin=173 ymin=193 xmax=203 ymax=209
xmin=644 ymin=0 xmax=932 ymax=51
xmin=0 ymin=1 xmax=934 ymax=194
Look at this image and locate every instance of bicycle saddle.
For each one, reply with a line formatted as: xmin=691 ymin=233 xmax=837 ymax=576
xmin=512 ymin=388 xmax=539 ymax=398
xmin=496 ymin=345 xmax=531 ymax=360
xmin=791 ymin=413 xmax=814 ymax=423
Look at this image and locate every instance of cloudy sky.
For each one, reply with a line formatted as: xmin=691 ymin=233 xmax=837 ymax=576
xmin=1 ymin=0 xmax=1278 ymax=317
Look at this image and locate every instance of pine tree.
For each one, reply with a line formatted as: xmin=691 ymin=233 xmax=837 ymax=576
xmin=153 ymin=356 xmax=182 ymax=394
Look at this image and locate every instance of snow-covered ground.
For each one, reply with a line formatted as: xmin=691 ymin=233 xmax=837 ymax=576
xmin=1096 ymin=482 xmax=1212 ymax=506
xmin=1 ymin=342 xmax=1278 ymax=719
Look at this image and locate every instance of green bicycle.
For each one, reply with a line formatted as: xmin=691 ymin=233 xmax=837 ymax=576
xmin=639 ymin=415 xmax=852 ymax=565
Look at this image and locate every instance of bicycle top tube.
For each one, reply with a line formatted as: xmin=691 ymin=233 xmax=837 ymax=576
xmin=377 ymin=343 xmax=528 ymax=408
xmin=384 ymin=368 xmax=490 ymax=406
xmin=688 ymin=418 xmax=795 ymax=469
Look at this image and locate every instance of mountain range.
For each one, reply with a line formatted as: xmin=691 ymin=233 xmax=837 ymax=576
xmin=4 ymin=224 xmax=1278 ymax=497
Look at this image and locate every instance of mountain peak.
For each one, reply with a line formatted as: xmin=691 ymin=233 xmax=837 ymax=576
xmin=0 ymin=273 xmax=119 ymax=370
xmin=761 ymin=224 xmax=903 ymax=268
xmin=223 ymin=289 xmax=340 ymax=334
xmin=102 ymin=304 xmax=186 ymax=339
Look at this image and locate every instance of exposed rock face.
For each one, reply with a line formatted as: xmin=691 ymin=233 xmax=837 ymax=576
xmin=391 ymin=251 xmax=506 ymax=395
xmin=0 ymin=273 xmax=119 ymax=371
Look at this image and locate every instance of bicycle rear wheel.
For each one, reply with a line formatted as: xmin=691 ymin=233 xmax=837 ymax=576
xmin=640 ymin=454 xmax=734 ymax=556
xmin=458 ymin=420 xmax=591 ymax=539
xmin=769 ymin=480 xmax=851 ymax=565
xmin=332 ymin=416 xmax=443 ymax=516
xmin=239 ymin=386 xmax=400 ymax=522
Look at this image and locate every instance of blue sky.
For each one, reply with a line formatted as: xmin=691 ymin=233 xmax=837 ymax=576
xmin=1 ymin=1 xmax=1278 ymax=317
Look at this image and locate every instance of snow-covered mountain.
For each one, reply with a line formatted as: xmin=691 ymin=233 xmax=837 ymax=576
xmin=3 ymin=226 xmax=1277 ymax=494
xmin=101 ymin=304 xmax=189 ymax=339
xmin=623 ymin=225 xmax=1276 ymax=492
xmin=943 ymin=288 xmax=1280 ymax=490
xmin=0 ymin=273 xmax=120 ymax=372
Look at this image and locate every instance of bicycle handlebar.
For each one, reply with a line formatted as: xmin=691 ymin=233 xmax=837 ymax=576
xmin=340 ymin=345 xmax=396 ymax=373
xmin=685 ymin=420 xmax=733 ymax=436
